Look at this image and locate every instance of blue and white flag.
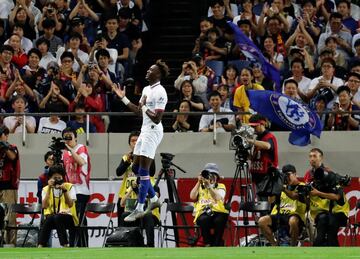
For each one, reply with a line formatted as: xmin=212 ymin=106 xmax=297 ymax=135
xmin=228 ymin=22 xmax=281 ymax=92
xmin=247 ymin=90 xmax=323 ymax=146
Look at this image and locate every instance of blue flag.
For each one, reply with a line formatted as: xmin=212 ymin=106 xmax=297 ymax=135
xmin=247 ymin=90 xmax=323 ymax=146
xmin=227 ymin=22 xmax=281 ymax=92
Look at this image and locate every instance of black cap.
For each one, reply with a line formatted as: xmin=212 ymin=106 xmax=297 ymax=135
xmin=191 ymin=52 xmax=202 ymax=62
xmin=70 ymin=17 xmax=84 ymax=26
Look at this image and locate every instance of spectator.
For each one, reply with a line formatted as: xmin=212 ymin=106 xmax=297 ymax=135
xmin=37 ymin=115 xmax=67 ymax=134
xmin=208 ymin=0 xmax=233 ymax=40
xmin=177 ymin=80 xmax=205 ymax=112
xmin=104 ymin=15 xmax=130 ymax=79
xmin=119 ymin=176 xmax=160 ymax=247
xmin=283 ymin=58 xmax=311 ymax=102
xmin=190 ymin=163 xmax=229 ymax=247
xmin=36 ymin=151 xmax=55 ymax=202
xmin=4 ymin=23 xmax=32 ymax=53
xmin=283 ymin=79 xmax=302 ymax=102
xmin=68 ymin=0 xmax=99 ymax=45
xmin=172 ymin=100 xmax=196 ymax=132
xmin=312 ymin=48 xmax=347 ymax=80
xmin=220 ymin=64 xmax=239 ymax=95
xmin=8 ymin=2 xmax=37 ymax=40
xmin=258 ymin=164 xmax=306 ymax=246
xmin=0 ymin=125 xmax=20 ymax=246
xmin=72 ymin=65 xmax=107 ymax=132
xmin=58 ymin=51 xmax=78 ymax=101
xmin=324 ymin=36 xmax=347 ymax=69
xmin=67 ymin=17 xmax=91 ymax=54
xmin=346 ymin=72 xmax=360 ymax=106
xmin=3 ymin=95 xmax=36 ymax=133
xmin=39 ymin=79 xmax=69 ymax=114
xmin=117 ymin=0 xmax=142 ymax=29
xmin=199 ymin=90 xmax=235 ymax=132
xmin=317 ymin=12 xmax=352 ymax=58
xmin=36 ymin=38 xmax=57 ymax=70
xmin=233 ymin=0 xmax=259 ymax=34
xmin=307 ymin=58 xmax=344 ymax=109
xmin=8 ymin=33 xmax=27 ymax=69
xmin=174 ymin=61 xmax=208 ymax=105
xmin=0 ymin=45 xmax=16 ymax=103
xmin=62 ymin=127 xmax=91 ymax=247
xmin=314 ymin=95 xmax=329 ymax=130
xmin=200 ymin=28 xmax=227 ymax=61
xmin=66 ymin=102 xmax=97 ymax=134
xmin=20 ymin=48 xmax=47 ymax=101
xmin=233 ymin=68 xmax=264 ymax=123
xmin=35 ymin=18 xmax=63 ymax=57
xmin=336 ymin=0 xmax=358 ymax=35
xmin=38 ymin=164 xmax=78 ymax=248
xmin=327 ymin=85 xmax=360 ymax=130
xmin=37 ymin=2 xmax=64 ymax=34
xmin=191 ymin=52 xmax=216 ymax=94
xmin=263 ymin=36 xmax=284 ymax=70
xmin=90 ymin=35 xmax=118 ymax=77
xmin=192 ymin=18 xmax=214 ymax=55
xmin=252 ymin=63 xmax=275 ymax=91
xmin=56 ymin=32 xmax=89 ymax=73
xmin=217 ymin=84 xmax=233 ymax=111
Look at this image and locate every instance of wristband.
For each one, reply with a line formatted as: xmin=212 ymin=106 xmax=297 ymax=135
xmin=121 ymin=96 xmax=130 ymax=105
xmin=141 ymin=105 xmax=148 ymax=113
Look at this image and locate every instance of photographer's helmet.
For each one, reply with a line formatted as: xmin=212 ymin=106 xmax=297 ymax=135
xmin=203 ymin=163 xmax=221 ymax=181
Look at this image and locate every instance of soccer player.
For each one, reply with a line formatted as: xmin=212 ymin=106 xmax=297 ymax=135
xmin=112 ymin=60 xmax=169 ymax=222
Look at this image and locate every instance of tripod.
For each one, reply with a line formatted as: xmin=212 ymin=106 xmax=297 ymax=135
xmin=226 ymin=148 xmax=256 ymax=246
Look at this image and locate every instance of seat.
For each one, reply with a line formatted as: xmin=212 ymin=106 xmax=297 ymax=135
xmin=4 ymin=203 xmax=42 ymax=247
xmin=205 ymin=60 xmax=224 ymax=78
xmin=161 ymin=202 xmax=200 ymax=247
xmin=234 ymin=201 xmax=271 ymax=246
xmin=227 ymin=60 xmax=251 ymax=73
xmin=77 ymin=203 xmax=115 ymax=247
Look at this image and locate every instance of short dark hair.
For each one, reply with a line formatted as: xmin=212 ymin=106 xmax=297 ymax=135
xmin=95 ymin=48 xmax=110 ymax=61
xmin=48 ymin=164 xmax=66 ymax=178
xmin=249 ymin=114 xmax=267 ymax=124
xmin=354 ymin=39 xmax=360 ymax=48
xmin=11 ymin=95 xmax=27 ymax=104
xmin=44 ymin=151 xmax=54 ymax=162
xmin=301 ymin=0 xmax=315 ymax=7
xmin=60 ymin=51 xmax=74 ymax=61
xmin=321 ymin=57 xmax=336 ymax=68
xmin=42 ymin=18 xmax=56 ymax=29
xmin=310 ymin=148 xmax=323 ymax=156
xmin=223 ymin=64 xmax=239 ymax=79
xmin=329 ymin=12 xmax=343 ymax=21
xmin=74 ymin=102 xmax=86 ymax=111
xmin=209 ymin=0 xmax=224 ymax=7
xmin=104 ymin=14 xmax=118 ymax=23
xmin=62 ymin=127 xmax=77 ymax=139
xmin=128 ymin=131 xmax=140 ymax=145
xmin=35 ymin=38 xmax=50 ymax=49
xmin=284 ymin=79 xmax=298 ymax=88
xmin=336 ymin=85 xmax=351 ymax=95
xmin=27 ymin=48 xmax=42 ymax=59
xmin=336 ymin=0 xmax=350 ymax=9
xmin=347 ymin=72 xmax=360 ymax=81
xmin=0 ymin=45 xmax=14 ymax=54
xmin=282 ymin=164 xmax=297 ymax=175
xmin=208 ymin=90 xmax=221 ymax=100
xmin=0 ymin=125 xmax=10 ymax=136
xmin=67 ymin=32 xmax=82 ymax=43
xmin=291 ymin=58 xmax=305 ymax=69
xmin=13 ymin=22 xmax=24 ymax=31
xmin=155 ymin=59 xmax=170 ymax=79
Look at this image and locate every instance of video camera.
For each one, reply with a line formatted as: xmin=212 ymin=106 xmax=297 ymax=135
xmin=160 ymin=153 xmax=175 ymax=170
xmin=312 ymin=167 xmax=351 ymax=192
xmin=229 ymin=125 xmax=255 ymax=162
xmin=48 ymin=136 xmax=71 ymax=165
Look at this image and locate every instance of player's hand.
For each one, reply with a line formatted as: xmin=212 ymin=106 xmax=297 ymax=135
xmin=112 ymin=84 xmax=125 ymax=99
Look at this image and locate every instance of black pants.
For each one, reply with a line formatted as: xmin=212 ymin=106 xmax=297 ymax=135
xmin=119 ymin=212 xmax=159 ymax=247
xmin=38 ymin=214 xmax=75 ymax=247
xmin=76 ymin=194 xmax=90 ymax=247
xmin=117 ymin=199 xmax=125 ymax=228
xmin=196 ymin=212 xmax=228 ymax=246
xmin=314 ymin=212 xmax=347 ymax=246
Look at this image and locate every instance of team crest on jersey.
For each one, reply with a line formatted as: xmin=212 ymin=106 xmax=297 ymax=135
xmin=270 ymin=93 xmax=317 ymax=130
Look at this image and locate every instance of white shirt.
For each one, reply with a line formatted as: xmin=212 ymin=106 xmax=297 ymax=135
xmin=282 ymin=76 xmax=312 ymax=95
xmin=4 ymin=37 xmax=33 ymax=54
xmin=39 ymin=52 xmax=57 ymax=69
xmin=199 ymin=107 xmax=236 ymax=132
xmin=3 ymin=115 xmax=36 ymax=133
xmin=141 ymin=82 xmax=167 ymax=131
xmin=37 ymin=117 xmax=66 ymax=134
xmin=0 ymin=0 xmax=14 ymax=19
xmin=309 ymin=76 xmax=344 ymax=109
xmin=94 ymin=48 xmax=118 ymax=74
xmin=56 ymin=47 xmax=89 ymax=72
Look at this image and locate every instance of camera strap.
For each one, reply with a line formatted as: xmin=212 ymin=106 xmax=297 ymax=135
xmin=52 ymin=189 xmax=62 ymax=215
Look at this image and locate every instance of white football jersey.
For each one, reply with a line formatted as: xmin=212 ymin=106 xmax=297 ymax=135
xmin=141 ymin=82 xmax=168 ymax=131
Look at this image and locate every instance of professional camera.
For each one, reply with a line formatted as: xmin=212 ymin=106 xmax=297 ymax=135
xmin=160 ymin=152 xmax=175 ymax=170
xmin=296 ymin=184 xmax=313 ymax=197
xmin=312 ymin=167 xmax=351 ymax=192
xmin=0 ymin=141 xmax=10 ymax=151
xmin=229 ymin=125 xmax=255 ymax=151
xmin=201 ymin=170 xmax=210 ymax=180
xmin=204 ymin=205 xmax=214 ymax=217
xmin=48 ymin=137 xmax=71 ymax=165
xmin=54 ymin=178 xmax=64 ymax=186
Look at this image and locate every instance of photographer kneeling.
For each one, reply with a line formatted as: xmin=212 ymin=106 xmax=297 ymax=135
xmin=310 ymin=168 xmax=349 ymax=246
xmin=190 ymin=163 xmax=229 ymax=246
xmin=258 ymin=165 xmax=306 ymax=246
xmin=38 ymin=165 xmax=78 ymax=247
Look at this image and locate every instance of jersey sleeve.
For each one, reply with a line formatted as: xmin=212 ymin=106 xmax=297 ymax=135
xmin=154 ymin=88 xmax=167 ymax=111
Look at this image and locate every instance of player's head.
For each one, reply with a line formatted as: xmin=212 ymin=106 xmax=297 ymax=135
xmin=146 ymin=59 xmax=170 ymax=82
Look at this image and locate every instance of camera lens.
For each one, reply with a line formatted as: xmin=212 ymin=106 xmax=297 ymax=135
xmin=201 ymin=170 xmax=210 ymax=179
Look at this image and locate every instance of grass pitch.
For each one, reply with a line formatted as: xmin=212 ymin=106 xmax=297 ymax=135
xmin=0 ymin=247 xmax=359 ymax=259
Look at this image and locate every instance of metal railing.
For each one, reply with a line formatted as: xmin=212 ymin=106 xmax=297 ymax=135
xmin=3 ymin=109 xmax=359 ymax=146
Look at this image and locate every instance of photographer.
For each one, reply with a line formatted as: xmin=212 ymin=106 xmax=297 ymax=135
xmin=0 ymin=125 xmax=20 ymax=246
xmin=36 ymin=151 xmax=55 ymax=202
xmin=118 ymin=176 xmax=160 ymax=247
xmin=309 ymin=168 xmax=350 ymax=246
xmin=304 ymin=148 xmax=329 ymax=184
xmin=38 ymin=165 xmax=78 ymax=248
xmin=61 ymin=127 xmax=91 ymax=246
xmin=247 ymin=114 xmax=278 ymax=201
xmin=258 ymin=164 xmax=306 ymax=246
xmin=190 ymin=163 xmax=229 ymax=246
